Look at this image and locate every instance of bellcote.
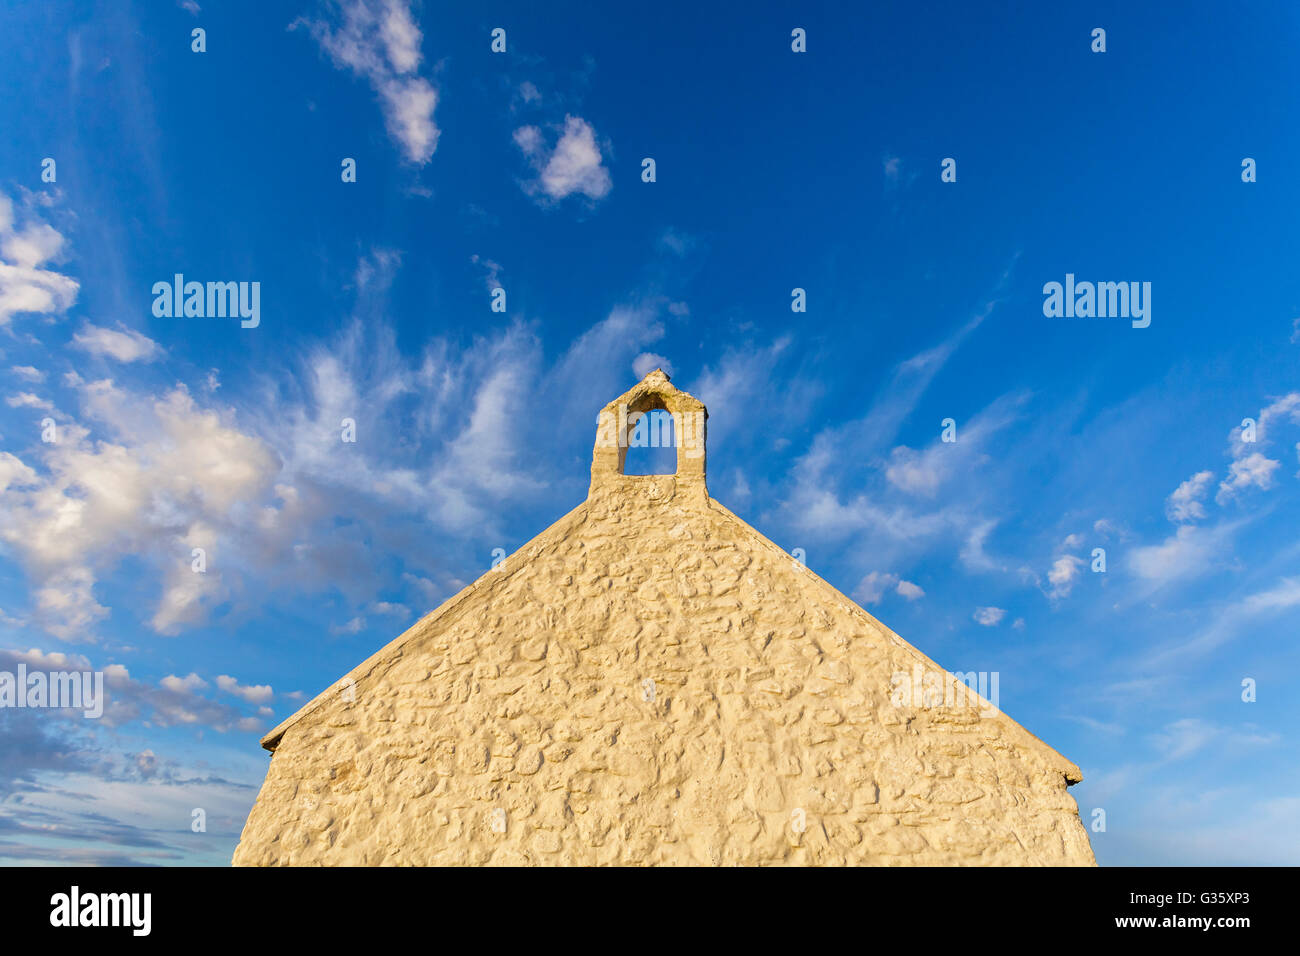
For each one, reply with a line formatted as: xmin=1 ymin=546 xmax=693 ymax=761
xmin=589 ymin=369 xmax=708 ymax=501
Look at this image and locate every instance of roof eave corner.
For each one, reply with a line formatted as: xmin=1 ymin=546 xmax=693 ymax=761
xmin=259 ymin=723 xmax=289 ymax=753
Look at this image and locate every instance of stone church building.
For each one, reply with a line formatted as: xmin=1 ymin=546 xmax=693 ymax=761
xmin=233 ymin=370 xmax=1095 ymax=865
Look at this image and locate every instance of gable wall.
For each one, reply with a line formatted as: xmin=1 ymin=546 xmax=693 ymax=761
xmin=233 ymin=479 xmax=1095 ymax=865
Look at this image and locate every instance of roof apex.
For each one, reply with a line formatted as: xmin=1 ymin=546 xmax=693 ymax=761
xmin=601 ymin=368 xmax=706 ymax=415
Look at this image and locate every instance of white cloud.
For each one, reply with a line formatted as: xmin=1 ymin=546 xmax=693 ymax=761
xmin=469 ymin=254 xmax=503 ymax=292
xmin=0 ymin=646 xmax=92 ymax=670
xmin=1256 ymin=392 xmax=1300 ymax=440
xmin=1218 ymin=394 xmax=1299 ymax=504
xmin=215 ymin=674 xmax=273 ymax=705
xmin=375 ymin=0 xmax=420 ymax=71
xmin=1166 ymin=470 xmax=1214 ymax=522
xmin=159 ymin=672 xmax=207 ymax=693
xmin=973 ymin=606 xmax=1005 ymax=626
xmin=1145 ymin=576 xmax=1300 ymax=666
xmin=884 ymin=394 xmax=1022 ymax=499
xmin=514 ymin=115 xmax=612 ymax=202
xmin=0 ymin=648 xmax=261 ymax=733
xmin=1093 ymin=518 xmax=1120 ymax=538
xmin=1216 ymin=452 xmax=1279 ymax=503
xmin=895 ymin=579 xmax=925 ymax=601
xmin=690 ymin=336 xmax=797 ymax=455
xmin=378 ymin=77 xmax=438 ymax=163
xmin=0 ymin=249 xmax=844 ymax=643
xmin=401 ymin=572 xmax=439 ymax=604
xmin=331 ymin=616 xmax=366 ymax=635
xmin=0 ymin=650 xmax=265 ymax=754
xmin=10 ymin=365 xmax=44 ymax=383
xmin=633 ymin=352 xmax=673 ymax=380
xmin=6 ymin=392 xmax=53 ymax=411
xmin=420 ymin=346 xmax=548 ymax=530
xmin=1150 ymin=718 xmax=1277 ymax=763
xmin=149 ymin=522 xmax=222 ymax=636
xmin=1 ymin=222 xmax=65 ymax=268
xmin=295 ymin=0 xmax=439 ymax=164
xmin=354 ymin=247 xmax=402 ymax=290
xmin=959 ymin=520 xmax=1003 ymax=573
xmin=852 ymin=571 xmax=898 ymax=605
xmin=729 ymin=469 xmax=751 ymax=506
xmin=0 ymin=382 xmax=280 ymax=639
xmin=851 ymin=573 xmax=923 ymax=605
xmin=32 ymin=568 xmax=108 ymax=639
xmin=512 ymin=125 xmax=542 ymax=155
xmin=883 ymin=445 xmax=944 ymax=496
xmin=134 ymin=749 xmax=159 ymax=777
xmin=0 ymin=192 xmax=79 ymax=327
xmin=71 ymin=322 xmax=162 ymax=362
xmin=1046 ymin=554 xmax=1083 ymax=600
xmin=1240 ymin=576 xmax=1300 ymax=614
xmin=658 ymin=229 xmax=696 ymax=257
xmin=1128 ymin=524 xmax=1216 ymax=585
xmin=1151 ymin=719 xmax=1219 ymax=762
xmin=546 ymin=300 xmax=667 ymax=421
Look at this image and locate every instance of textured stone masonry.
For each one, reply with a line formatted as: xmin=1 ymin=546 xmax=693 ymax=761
xmin=233 ymin=370 xmax=1095 ymax=866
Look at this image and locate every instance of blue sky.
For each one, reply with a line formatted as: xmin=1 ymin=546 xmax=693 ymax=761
xmin=0 ymin=0 xmax=1297 ymax=865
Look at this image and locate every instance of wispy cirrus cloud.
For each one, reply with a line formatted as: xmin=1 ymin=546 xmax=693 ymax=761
xmin=1127 ymin=522 xmax=1229 ymax=589
xmin=1142 ymin=575 xmax=1300 ymax=666
xmin=71 ymin=321 xmax=162 ymax=363
xmin=0 ymin=242 xmax=695 ymax=642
